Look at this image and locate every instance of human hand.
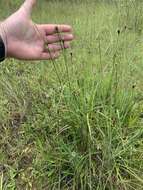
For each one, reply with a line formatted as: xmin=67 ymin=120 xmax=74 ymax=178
xmin=0 ymin=0 xmax=74 ymax=60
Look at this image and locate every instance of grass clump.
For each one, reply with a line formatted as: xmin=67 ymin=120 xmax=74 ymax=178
xmin=0 ymin=0 xmax=143 ymax=189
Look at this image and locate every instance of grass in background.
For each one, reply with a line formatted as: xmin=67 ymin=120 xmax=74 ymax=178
xmin=0 ymin=0 xmax=143 ymax=189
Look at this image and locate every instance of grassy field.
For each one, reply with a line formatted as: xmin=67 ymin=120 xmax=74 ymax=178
xmin=1 ymin=0 xmax=143 ymax=189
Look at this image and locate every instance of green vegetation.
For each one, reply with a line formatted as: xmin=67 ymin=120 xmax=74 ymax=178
xmin=1 ymin=0 xmax=143 ymax=189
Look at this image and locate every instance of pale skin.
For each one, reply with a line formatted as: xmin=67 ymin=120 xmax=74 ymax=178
xmin=0 ymin=0 xmax=74 ymax=60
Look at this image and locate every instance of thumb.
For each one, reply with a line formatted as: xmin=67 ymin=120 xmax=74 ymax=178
xmin=22 ymin=0 xmax=36 ymax=16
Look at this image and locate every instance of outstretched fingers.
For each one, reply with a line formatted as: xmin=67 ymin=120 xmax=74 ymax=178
xmin=46 ymin=33 xmax=74 ymax=44
xmin=34 ymin=24 xmax=73 ymax=60
xmin=39 ymin=41 xmax=70 ymax=60
xmin=41 ymin=51 xmax=60 ymax=60
xmin=38 ymin=24 xmax=72 ymax=35
xmin=44 ymin=42 xmax=70 ymax=53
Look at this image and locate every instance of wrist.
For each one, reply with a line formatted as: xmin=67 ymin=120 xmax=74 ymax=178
xmin=0 ymin=22 xmax=7 ymax=58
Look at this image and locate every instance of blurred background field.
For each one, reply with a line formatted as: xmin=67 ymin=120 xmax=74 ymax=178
xmin=0 ymin=0 xmax=143 ymax=189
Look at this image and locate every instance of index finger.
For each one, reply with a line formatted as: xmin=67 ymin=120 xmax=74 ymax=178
xmin=38 ymin=24 xmax=72 ymax=35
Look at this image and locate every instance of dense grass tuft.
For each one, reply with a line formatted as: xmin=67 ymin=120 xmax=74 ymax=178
xmin=0 ymin=0 xmax=143 ymax=189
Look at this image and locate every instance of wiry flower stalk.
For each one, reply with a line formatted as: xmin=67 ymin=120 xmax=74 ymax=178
xmin=33 ymin=24 xmax=62 ymax=87
xmin=55 ymin=26 xmax=80 ymax=109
